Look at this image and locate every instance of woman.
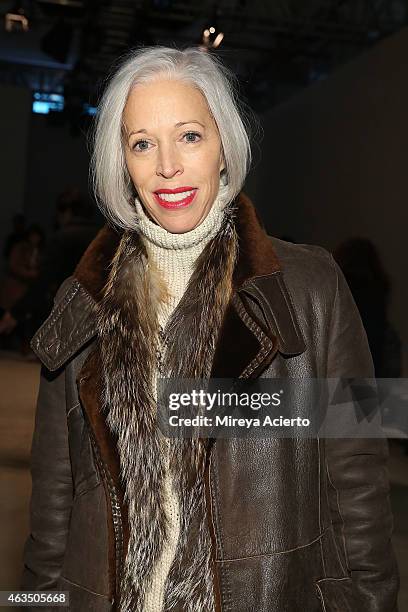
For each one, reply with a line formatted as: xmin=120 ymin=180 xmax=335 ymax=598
xmin=22 ymin=47 xmax=399 ymax=611
xmin=334 ymin=238 xmax=402 ymax=378
xmin=0 ymin=224 xmax=44 ymax=349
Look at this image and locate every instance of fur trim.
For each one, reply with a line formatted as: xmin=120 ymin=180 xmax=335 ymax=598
xmin=75 ymin=226 xmax=121 ymax=301
xmin=232 ymin=192 xmax=280 ymax=288
xmin=77 ymin=349 xmax=130 ymax=600
xmin=162 ymin=209 xmax=238 ymax=610
xmin=96 ymin=208 xmax=238 ymax=611
xmin=74 ymin=192 xmax=281 ymax=302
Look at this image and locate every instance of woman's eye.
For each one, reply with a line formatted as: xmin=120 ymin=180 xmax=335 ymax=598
xmin=132 ymin=139 xmax=151 ymax=152
xmin=183 ymin=131 xmax=201 ymax=143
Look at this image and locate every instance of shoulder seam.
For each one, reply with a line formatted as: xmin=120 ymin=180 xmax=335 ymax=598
xmin=268 ymin=237 xmax=332 ymax=262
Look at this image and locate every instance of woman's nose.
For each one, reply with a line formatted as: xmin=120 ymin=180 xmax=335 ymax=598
xmin=156 ymin=145 xmax=183 ymax=178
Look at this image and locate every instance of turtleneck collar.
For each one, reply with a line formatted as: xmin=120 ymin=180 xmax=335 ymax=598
xmin=133 ymin=180 xmax=232 ymax=328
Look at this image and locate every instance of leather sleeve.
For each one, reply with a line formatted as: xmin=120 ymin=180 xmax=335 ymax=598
xmin=325 ymin=256 xmax=400 ymax=611
xmin=21 ymin=364 xmax=73 ymax=590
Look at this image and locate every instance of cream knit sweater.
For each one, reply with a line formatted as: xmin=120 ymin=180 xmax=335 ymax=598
xmin=135 ymin=184 xmax=229 ymax=611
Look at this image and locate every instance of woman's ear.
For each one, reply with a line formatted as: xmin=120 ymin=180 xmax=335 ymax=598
xmin=219 ymin=151 xmax=226 ymax=173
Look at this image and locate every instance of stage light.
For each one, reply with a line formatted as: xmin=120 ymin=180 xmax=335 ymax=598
xmin=201 ymin=25 xmax=224 ymax=50
xmin=212 ymin=32 xmax=224 ymax=48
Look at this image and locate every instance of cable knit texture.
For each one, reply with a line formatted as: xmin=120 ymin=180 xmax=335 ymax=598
xmin=134 ymin=183 xmax=230 ymax=329
xmin=135 ymin=182 xmax=230 ymax=611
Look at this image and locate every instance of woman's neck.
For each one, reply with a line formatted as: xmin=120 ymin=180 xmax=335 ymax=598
xmin=134 ymin=183 xmax=231 ymax=327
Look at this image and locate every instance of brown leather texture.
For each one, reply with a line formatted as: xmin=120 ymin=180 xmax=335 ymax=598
xmin=21 ymin=199 xmax=400 ymax=612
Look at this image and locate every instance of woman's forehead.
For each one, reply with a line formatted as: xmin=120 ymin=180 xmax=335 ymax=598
xmin=123 ymin=79 xmax=213 ymax=128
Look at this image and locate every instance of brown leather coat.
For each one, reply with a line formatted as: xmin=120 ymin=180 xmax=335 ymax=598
xmin=21 ymin=195 xmax=399 ymax=611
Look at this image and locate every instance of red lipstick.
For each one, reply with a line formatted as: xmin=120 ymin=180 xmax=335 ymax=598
xmin=153 ymin=187 xmax=198 ymax=209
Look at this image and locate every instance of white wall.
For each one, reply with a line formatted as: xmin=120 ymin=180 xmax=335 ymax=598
xmin=246 ymin=28 xmax=408 ymax=359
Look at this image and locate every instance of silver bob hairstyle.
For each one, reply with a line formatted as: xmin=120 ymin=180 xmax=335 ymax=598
xmin=91 ymin=46 xmax=252 ymax=230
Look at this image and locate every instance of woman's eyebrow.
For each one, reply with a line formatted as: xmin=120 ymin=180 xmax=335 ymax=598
xmin=128 ymin=120 xmax=205 ymax=137
xmin=128 ymin=128 xmax=148 ymax=137
xmin=174 ymin=120 xmax=205 ymax=128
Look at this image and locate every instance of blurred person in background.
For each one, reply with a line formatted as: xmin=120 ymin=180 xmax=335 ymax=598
xmin=0 ymin=224 xmax=44 ymax=311
xmin=0 ymin=189 xmax=101 ymax=344
xmin=334 ymin=238 xmax=402 ymax=378
xmin=3 ymin=212 xmax=26 ymax=259
xmin=0 ymin=224 xmax=45 ymax=350
xmin=51 ymin=187 xmax=101 ymax=286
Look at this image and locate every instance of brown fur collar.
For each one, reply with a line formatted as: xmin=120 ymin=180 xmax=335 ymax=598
xmin=74 ymin=192 xmax=283 ymax=610
xmin=74 ymin=192 xmax=280 ymax=301
xmin=91 ymin=202 xmax=238 ymax=611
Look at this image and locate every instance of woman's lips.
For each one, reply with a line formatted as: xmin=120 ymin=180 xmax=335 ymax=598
xmin=153 ymin=188 xmax=198 ymax=209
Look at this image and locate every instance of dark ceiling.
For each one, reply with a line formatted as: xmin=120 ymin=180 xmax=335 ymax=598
xmin=0 ymin=0 xmax=406 ymax=114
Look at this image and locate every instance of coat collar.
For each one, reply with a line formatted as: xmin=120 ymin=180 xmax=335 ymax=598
xmin=31 ymin=192 xmax=305 ymax=374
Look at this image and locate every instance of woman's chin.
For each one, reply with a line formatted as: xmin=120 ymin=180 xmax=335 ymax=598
xmin=160 ymin=220 xmax=197 ymax=234
xmin=143 ymin=197 xmax=213 ymax=233
xmin=154 ymin=211 xmax=205 ymax=234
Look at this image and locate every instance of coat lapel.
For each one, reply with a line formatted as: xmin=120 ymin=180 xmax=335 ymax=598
xmin=211 ymin=192 xmax=306 ymax=379
xmin=31 ymin=193 xmax=306 ymax=379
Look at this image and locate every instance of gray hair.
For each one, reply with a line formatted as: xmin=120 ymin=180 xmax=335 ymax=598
xmin=90 ymin=46 xmax=253 ymax=230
